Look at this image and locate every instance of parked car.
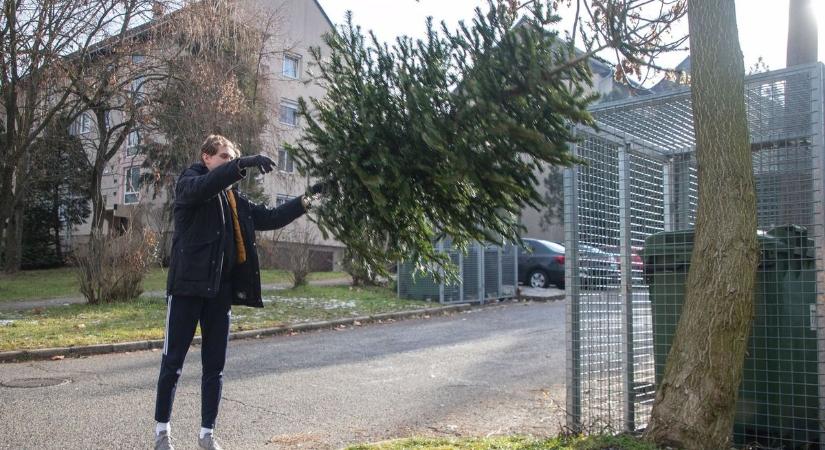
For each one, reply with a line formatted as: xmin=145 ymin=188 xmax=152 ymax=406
xmin=518 ymin=239 xmax=621 ymax=289
xmin=606 ymin=245 xmax=645 ymax=273
xmin=518 ymin=238 xmax=564 ymax=289
xmin=578 ymin=243 xmax=621 ymax=287
xmin=518 ymin=238 xmax=566 ymax=289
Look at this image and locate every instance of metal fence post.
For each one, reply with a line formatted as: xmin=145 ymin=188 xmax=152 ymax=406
xmin=478 ymin=242 xmax=485 ymax=305
xmin=497 ymin=244 xmax=503 ymax=300
xmin=618 ymin=142 xmax=636 ymax=431
xmin=810 ymin=64 xmax=825 ymax=445
xmin=663 ymin=159 xmax=674 ymax=232
xmin=459 ymin=250 xmax=464 ymax=303
xmin=438 ymin=239 xmax=445 ymax=304
xmin=564 ymin=137 xmax=582 ymax=431
xmin=514 ymin=243 xmax=518 ymax=299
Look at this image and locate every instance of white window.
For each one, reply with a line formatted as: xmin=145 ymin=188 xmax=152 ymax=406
xmin=131 ymin=75 xmax=146 ymax=100
xmin=126 ymin=130 xmax=140 ymax=156
xmin=71 ymin=113 xmax=91 ymax=135
xmin=279 ymin=100 xmax=299 ymax=126
xmin=275 ymin=194 xmax=295 ymax=207
xmin=104 ymin=111 xmax=112 ymax=129
xmin=124 ymin=166 xmax=141 ymax=204
xmin=282 ymin=54 xmax=300 ymax=79
xmin=278 ymin=148 xmax=294 ymax=173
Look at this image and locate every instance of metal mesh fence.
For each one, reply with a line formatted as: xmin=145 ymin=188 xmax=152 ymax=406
xmin=565 ymin=63 xmax=825 ymax=447
xmin=397 ymin=241 xmax=518 ymax=304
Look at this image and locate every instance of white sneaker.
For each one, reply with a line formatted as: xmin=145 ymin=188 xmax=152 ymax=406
xmin=154 ymin=431 xmax=175 ymax=450
xmin=198 ymin=432 xmax=224 ymax=450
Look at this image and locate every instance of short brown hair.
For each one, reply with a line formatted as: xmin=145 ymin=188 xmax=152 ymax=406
xmin=199 ymin=134 xmax=239 ymax=160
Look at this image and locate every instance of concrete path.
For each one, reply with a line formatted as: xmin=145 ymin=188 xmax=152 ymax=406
xmin=0 ymin=301 xmax=567 ymax=449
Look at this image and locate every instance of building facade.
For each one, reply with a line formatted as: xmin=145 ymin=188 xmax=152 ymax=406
xmin=63 ymin=0 xmax=345 ymax=269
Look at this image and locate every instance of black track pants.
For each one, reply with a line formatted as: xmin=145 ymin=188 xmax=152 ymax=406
xmin=154 ymin=283 xmax=232 ymax=429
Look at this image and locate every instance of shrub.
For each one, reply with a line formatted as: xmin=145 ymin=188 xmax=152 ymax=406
xmin=74 ymin=225 xmax=158 ymax=304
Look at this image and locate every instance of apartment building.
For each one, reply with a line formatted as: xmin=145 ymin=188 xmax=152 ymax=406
xmin=63 ymin=0 xmax=345 ymax=269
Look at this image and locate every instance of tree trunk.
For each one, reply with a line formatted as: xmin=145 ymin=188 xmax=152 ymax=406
xmin=645 ymin=1 xmax=759 ymax=449
xmin=90 ymin=163 xmax=106 ymax=233
xmin=3 ymin=201 xmax=24 ymax=273
xmin=53 ymin=184 xmax=63 ymax=262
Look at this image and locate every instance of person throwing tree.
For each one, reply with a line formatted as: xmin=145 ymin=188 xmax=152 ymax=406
xmin=153 ymin=134 xmax=326 ymax=450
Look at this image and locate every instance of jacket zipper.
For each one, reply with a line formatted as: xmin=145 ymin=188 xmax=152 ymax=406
xmin=215 ymin=192 xmax=226 ymax=293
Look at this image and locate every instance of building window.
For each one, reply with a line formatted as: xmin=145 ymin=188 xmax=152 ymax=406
xmin=124 ymin=166 xmax=141 ymax=204
xmin=283 ymin=54 xmax=300 ymax=79
xmin=279 ymin=100 xmax=299 ymax=126
xmin=126 ymin=130 xmax=140 ymax=156
xmin=275 ymin=194 xmax=296 ymax=207
xmin=70 ymin=113 xmax=91 ymax=135
xmin=104 ymin=111 xmax=112 ymax=129
xmin=131 ymin=54 xmax=145 ymax=64
xmin=131 ymin=75 xmax=146 ymax=101
xmin=278 ymin=148 xmax=294 ymax=173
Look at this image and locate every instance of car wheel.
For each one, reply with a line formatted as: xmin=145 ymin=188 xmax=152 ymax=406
xmin=528 ymin=269 xmax=549 ymax=288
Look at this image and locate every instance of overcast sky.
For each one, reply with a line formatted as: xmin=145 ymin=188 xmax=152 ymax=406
xmin=316 ymin=0 xmax=824 ymax=82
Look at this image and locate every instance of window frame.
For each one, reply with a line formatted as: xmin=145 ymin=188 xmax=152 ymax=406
xmin=282 ymin=53 xmax=300 ymax=79
xmin=277 ymin=148 xmax=294 ymax=173
xmin=279 ymin=100 xmax=299 ymax=127
xmin=124 ymin=166 xmax=141 ymax=205
xmin=126 ymin=129 xmax=141 ymax=156
xmin=71 ymin=113 xmax=91 ymax=136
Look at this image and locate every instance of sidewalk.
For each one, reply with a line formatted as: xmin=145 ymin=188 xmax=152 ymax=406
xmin=0 ymin=276 xmax=352 ymax=312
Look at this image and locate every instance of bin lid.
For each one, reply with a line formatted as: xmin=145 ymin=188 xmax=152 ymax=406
xmin=643 ymin=229 xmax=789 ymax=272
xmin=766 ymin=225 xmax=815 ymax=259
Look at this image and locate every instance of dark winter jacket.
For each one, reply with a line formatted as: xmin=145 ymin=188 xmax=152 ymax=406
xmin=166 ymin=161 xmax=307 ymax=307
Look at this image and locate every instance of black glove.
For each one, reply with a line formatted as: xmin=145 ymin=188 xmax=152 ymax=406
xmin=309 ymin=180 xmax=332 ymax=196
xmin=238 ymin=154 xmax=277 ymax=174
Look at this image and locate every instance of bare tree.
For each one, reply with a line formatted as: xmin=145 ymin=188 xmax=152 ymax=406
xmin=65 ymin=0 xmax=173 ymax=233
xmin=0 ymin=0 xmax=173 ymax=272
xmin=141 ymin=0 xmax=287 ymax=240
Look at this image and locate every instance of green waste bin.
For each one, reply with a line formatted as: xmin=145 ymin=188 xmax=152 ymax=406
xmin=643 ymin=225 xmax=820 ymax=448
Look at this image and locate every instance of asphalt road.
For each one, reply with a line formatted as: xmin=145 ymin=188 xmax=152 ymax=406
xmin=0 ymin=300 xmax=566 ymax=450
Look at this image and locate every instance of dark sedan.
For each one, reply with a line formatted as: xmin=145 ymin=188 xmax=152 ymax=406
xmin=518 ymin=238 xmax=566 ymax=288
xmin=518 ymin=239 xmax=621 ymax=289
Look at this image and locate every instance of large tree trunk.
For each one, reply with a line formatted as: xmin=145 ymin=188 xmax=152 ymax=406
xmin=645 ymin=1 xmax=759 ymax=449
xmin=89 ymin=162 xmax=107 ymax=233
xmin=53 ymin=184 xmax=63 ymax=262
xmin=3 ymin=201 xmax=24 ymax=273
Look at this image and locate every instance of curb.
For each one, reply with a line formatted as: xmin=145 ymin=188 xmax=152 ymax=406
xmin=517 ymin=293 xmax=566 ymax=302
xmin=0 ymin=303 xmax=473 ymax=363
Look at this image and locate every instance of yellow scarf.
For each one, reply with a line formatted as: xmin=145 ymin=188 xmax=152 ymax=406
xmin=225 ymin=190 xmax=247 ymax=264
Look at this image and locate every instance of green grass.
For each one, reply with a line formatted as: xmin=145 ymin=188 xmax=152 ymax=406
xmin=0 ymin=267 xmax=348 ymax=303
xmin=0 ymin=285 xmax=430 ymax=351
xmin=346 ymin=434 xmax=660 ymax=450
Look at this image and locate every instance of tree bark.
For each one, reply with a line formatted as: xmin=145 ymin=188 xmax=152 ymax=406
xmin=645 ymin=1 xmax=759 ymax=449
xmin=3 ymin=201 xmax=24 ymax=273
xmin=53 ymin=183 xmax=63 ymax=262
xmin=89 ymin=160 xmax=107 ymax=233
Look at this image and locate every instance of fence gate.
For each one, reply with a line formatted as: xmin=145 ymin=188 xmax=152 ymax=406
xmin=565 ymin=63 xmax=825 ymax=448
xmin=397 ymin=240 xmax=518 ymax=304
